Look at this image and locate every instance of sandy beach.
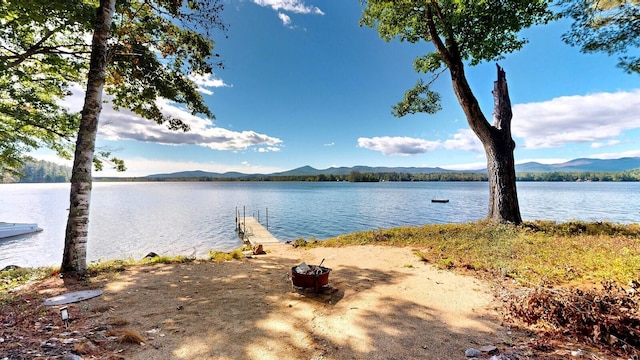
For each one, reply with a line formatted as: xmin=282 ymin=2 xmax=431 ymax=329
xmin=4 ymin=244 xmax=538 ymax=359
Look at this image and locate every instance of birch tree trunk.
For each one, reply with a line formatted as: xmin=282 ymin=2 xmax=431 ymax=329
xmin=61 ymin=0 xmax=116 ymax=277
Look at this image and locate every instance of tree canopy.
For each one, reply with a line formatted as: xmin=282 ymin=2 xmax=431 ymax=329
xmin=0 ymin=0 xmax=225 ymax=174
xmin=360 ymin=0 xmax=556 ymax=117
xmin=562 ymin=0 xmax=640 ymax=74
xmin=0 ymin=0 xmax=94 ymax=174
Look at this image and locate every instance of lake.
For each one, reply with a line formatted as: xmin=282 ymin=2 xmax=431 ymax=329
xmin=1 ymin=181 xmax=638 ymax=268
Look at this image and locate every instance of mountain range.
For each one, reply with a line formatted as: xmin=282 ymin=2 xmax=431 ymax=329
xmin=146 ymin=157 xmax=640 ymax=179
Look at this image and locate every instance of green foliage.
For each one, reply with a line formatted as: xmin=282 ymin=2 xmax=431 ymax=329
xmin=0 ymin=266 xmax=56 ymax=294
xmin=0 ymin=0 xmax=226 ymax=173
xmin=292 ymin=238 xmax=310 ymax=248
xmin=208 ymin=248 xmax=245 ymax=262
xmin=523 ymin=220 xmax=640 ymax=237
xmin=392 ymin=79 xmax=442 ymax=117
xmin=562 ymin=0 xmax=640 ymax=73
xmin=323 ymin=221 xmax=640 ymax=285
xmin=106 ymin=0 xmax=225 ymax=128
xmin=360 ymin=0 xmax=557 ymax=116
xmin=347 ymin=170 xmax=380 ymax=182
xmin=0 ymin=0 xmax=93 ymax=174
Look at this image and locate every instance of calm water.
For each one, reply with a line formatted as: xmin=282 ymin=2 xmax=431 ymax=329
xmin=1 ymin=181 xmax=638 ymax=268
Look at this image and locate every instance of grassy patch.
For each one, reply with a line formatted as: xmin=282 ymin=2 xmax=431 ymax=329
xmin=322 ymin=221 xmax=640 ymax=286
xmin=0 ymin=267 xmax=57 ymax=303
xmin=321 ymin=220 xmax=640 ymax=356
xmin=208 ymin=248 xmax=246 ymax=262
xmin=139 ymin=255 xmax=195 ymax=265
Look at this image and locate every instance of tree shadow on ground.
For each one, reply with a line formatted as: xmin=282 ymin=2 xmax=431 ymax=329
xmin=62 ymin=248 xmax=511 ymax=359
xmin=1 ymin=245 xmax=515 ymax=359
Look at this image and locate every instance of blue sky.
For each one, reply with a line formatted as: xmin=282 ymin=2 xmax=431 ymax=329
xmin=47 ymin=0 xmax=640 ymax=177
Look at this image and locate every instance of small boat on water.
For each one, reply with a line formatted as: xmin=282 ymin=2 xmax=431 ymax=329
xmin=431 ymin=199 xmax=450 ymax=203
xmin=0 ymin=222 xmax=43 ymax=239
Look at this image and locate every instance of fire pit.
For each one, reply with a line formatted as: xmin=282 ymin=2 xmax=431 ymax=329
xmin=291 ymin=261 xmax=331 ymax=293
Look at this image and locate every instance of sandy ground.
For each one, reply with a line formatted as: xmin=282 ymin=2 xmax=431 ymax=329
xmin=7 ymin=244 xmax=525 ymax=360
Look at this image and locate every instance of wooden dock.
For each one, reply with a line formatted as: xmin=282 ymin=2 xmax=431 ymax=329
xmin=237 ymin=216 xmax=279 ymax=246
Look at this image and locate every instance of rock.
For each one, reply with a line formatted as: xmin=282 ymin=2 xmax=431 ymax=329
xmin=571 ymin=349 xmax=584 ymax=357
xmin=1 ymin=265 xmax=20 ymax=271
xmin=63 ymin=354 xmax=83 ymax=360
xmin=252 ymin=244 xmax=265 ymax=255
xmin=75 ymin=340 xmax=99 ymax=355
xmin=479 ymin=345 xmax=498 ymax=353
xmin=144 ymin=252 xmax=159 ymax=259
xmin=465 ymin=348 xmax=481 ymax=357
xmin=40 ymin=341 xmax=57 ymax=349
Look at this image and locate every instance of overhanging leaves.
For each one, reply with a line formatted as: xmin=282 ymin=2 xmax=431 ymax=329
xmin=562 ymin=0 xmax=640 ymax=74
xmin=0 ymin=0 xmax=226 ymax=173
xmin=392 ymin=79 xmax=442 ymax=117
xmin=360 ymin=0 xmax=556 ymax=118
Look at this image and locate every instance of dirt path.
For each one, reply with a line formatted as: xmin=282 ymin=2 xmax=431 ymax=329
xmin=89 ymin=244 xmax=510 ymax=359
xmin=5 ymin=244 xmax=523 ymax=359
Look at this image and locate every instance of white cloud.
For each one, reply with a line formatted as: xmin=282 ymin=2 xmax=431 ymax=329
xmin=589 ymin=149 xmax=640 ymax=159
xmin=512 ymin=89 xmax=640 ymax=149
xmin=324 ymin=142 xmax=335 ymax=147
xmin=515 ymin=158 xmax=570 ymax=165
xmin=252 ymin=0 xmax=324 ymax=15
xmin=63 ymin=86 xmax=283 ymax=151
xmin=357 ymin=130 xmax=483 ymax=156
xmin=591 ymin=139 xmax=621 ymax=148
xmin=443 ymin=129 xmax=483 ymax=152
xmin=255 ymin=146 xmax=282 ymax=152
xmin=278 ymin=12 xmax=292 ymax=26
xmin=357 ymin=136 xmax=439 ymax=156
xmin=440 ymin=161 xmax=487 ymax=171
xmin=188 ymin=73 xmax=230 ymax=95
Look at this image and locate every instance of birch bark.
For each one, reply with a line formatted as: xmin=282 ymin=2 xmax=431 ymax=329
xmin=62 ymin=0 xmax=116 ymax=276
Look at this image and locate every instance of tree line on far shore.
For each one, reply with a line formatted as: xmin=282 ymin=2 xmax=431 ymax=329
xmin=1 ymin=159 xmax=71 ymax=183
xmin=4 ymin=160 xmax=639 ymax=184
xmin=94 ymin=169 xmax=640 ymax=183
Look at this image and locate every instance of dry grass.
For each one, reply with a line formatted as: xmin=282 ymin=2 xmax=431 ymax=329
xmin=310 ymin=220 xmax=640 ymax=357
xmin=318 ymin=220 xmax=640 ymax=286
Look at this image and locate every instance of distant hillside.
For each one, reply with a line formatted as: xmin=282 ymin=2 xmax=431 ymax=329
xmin=147 ymin=170 xmax=256 ymax=179
xmin=515 ymin=157 xmax=640 ymax=173
xmin=270 ymin=165 xmax=457 ymax=177
xmin=145 ymin=157 xmax=640 ymax=180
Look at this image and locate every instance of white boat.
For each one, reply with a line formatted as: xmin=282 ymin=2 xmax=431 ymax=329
xmin=0 ymin=222 xmax=43 ymax=238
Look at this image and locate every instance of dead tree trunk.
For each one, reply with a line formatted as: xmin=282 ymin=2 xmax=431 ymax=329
xmin=486 ymin=65 xmax=522 ymax=224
